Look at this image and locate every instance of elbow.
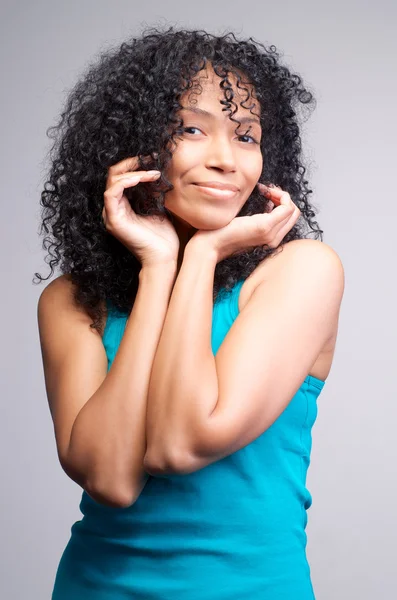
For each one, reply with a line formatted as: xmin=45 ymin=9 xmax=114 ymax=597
xmin=61 ymin=458 xmax=138 ymax=508
xmin=143 ymin=428 xmax=223 ymax=475
xmin=85 ymin=478 xmax=139 ymax=508
xmin=143 ymin=447 xmax=194 ymax=476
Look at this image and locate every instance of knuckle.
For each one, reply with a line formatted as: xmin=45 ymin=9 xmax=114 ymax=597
xmin=127 ymin=156 xmax=139 ymax=170
xmin=104 ymin=185 xmax=117 ymax=200
xmin=104 ymin=214 xmax=113 ymax=230
xmin=111 ymin=173 xmax=126 ymax=184
xmin=256 ymin=216 xmax=270 ymax=235
xmin=280 ymin=207 xmax=291 ymax=221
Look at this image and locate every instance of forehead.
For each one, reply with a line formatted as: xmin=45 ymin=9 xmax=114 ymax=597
xmin=181 ymin=65 xmax=260 ymax=115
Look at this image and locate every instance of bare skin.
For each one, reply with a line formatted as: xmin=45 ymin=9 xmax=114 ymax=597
xmin=236 ymin=249 xmax=339 ymax=383
xmin=95 ymin=243 xmax=338 ymax=381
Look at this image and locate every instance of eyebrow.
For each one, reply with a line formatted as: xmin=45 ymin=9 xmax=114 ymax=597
xmin=180 ymin=106 xmax=261 ymax=126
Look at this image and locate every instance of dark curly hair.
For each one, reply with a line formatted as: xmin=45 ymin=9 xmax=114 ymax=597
xmin=33 ymin=25 xmax=323 ymax=334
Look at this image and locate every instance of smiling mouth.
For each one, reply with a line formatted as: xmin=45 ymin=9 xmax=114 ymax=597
xmin=193 ymin=184 xmax=239 ymax=199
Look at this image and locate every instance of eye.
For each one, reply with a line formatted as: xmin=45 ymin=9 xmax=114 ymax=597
xmin=237 ymin=134 xmax=259 ymax=144
xmin=183 ymin=127 xmax=203 ymax=135
xmin=182 ymin=126 xmax=259 ymax=144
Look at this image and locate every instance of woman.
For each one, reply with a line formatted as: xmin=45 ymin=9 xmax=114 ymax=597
xmin=36 ymin=26 xmax=344 ymax=600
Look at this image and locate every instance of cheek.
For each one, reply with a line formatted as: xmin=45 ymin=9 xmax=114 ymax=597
xmin=164 ymin=146 xmax=189 ymax=182
xmin=244 ymin=154 xmax=263 ymax=183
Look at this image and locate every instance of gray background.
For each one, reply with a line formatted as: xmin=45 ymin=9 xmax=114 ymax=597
xmin=1 ymin=0 xmax=396 ymax=598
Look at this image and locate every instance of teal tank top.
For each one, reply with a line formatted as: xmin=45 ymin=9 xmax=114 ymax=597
xmin=52 ymin=279 xmax=325 ymax=599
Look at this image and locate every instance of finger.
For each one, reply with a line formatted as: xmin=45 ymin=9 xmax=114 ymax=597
xmin=257 ymin=182 xmax=280 ymax=196
xmin=264 ymin=186 xmax=295 ymax=220
xmin=272 ymin=206 xmax=301 ymax=246
xmin=265 ymin=200 xmax=275 ymax=213
xmin=254 ymin=207 xmax=297 ymax=249
xmin=105 ymin=172 xmax=160 ymax=199
xmin=264 ymin=197 xmax=295 ymax=229
xmin=257 ymin=184 xmax=275 ymax=212
xmin=257 ymin=183 xmax=290 ymax=209
xmin=250 ymin=206 xmax=293 ymax=243
xmin=111 ymin=170 xmax=161 ymax=184
xmin=107 ymin=155 xmax=156 ymax=178
xmin=104 ymin=175 xmax=153 ymax=217
xmin=257 ymin=183 xmax=286 ymax=201
xmin=108 ymin=156 xmax=141 ymax=177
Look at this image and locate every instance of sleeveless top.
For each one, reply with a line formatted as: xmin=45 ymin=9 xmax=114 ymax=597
xmin=51 ymin=279 xmax=325 ymax=600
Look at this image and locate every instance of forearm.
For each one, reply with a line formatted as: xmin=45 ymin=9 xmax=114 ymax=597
xmin=67 ymin=263 xmax=176 ymax=507
xmin=144 ymin=242 xmax=221 ymax=473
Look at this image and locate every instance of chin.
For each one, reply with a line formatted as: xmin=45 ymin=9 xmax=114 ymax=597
xmin=190 ymin=215 xmax=235 ymax=231
xmin=170 ymin=206 xmax=238 ymax=230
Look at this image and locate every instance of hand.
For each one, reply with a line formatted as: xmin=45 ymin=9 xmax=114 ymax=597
xmin=102 ymin=156 xmax=179 ymax=268
xmin=188 ymin=184 xmax=301 ymax=262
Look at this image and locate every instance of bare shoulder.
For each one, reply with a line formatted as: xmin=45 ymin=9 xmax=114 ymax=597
xmin=271 ymin=239 xmax=344 ymax=281
xmin=268 ymin=239 xmax=345 ymax=290
xmin=38 ymin=273 xmax=77 ymax=310
xmin=239 ymin=239 xmax=344 ymax=360
xmin=240 ymin=239 xmax=344 ymax=307
xmin=38 ymin=274 xmax=107 ymax=333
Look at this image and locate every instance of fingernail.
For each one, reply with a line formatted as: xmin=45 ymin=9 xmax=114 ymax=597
xmin=258 ymin=183 xmax=271 ymax=195
xmin=146 ymin=170 xmax=161 ymax=175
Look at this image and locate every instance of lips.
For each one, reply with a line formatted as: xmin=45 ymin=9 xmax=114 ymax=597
xmin=193 ymin=183 xmax=239 ymax=200
xmin=193 ymin=181 xmax=239 ymax=192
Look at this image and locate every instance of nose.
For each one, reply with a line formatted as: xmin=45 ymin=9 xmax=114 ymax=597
xmin=205 ymin=135 xmax=237 ymax=172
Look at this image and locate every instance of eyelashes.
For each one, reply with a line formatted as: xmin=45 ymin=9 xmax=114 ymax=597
xmin=182 ymin=126 xmax=260 ymax=144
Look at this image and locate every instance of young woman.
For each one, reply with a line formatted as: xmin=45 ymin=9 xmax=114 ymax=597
xmin=36 ymin=26 xmax=344 ymax=600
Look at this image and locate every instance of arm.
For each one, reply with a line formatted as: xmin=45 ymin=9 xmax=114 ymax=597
xmin=39 ymin=264 xmax=176 ymax=508
xmin=68 ymin=264 xmax=177 ymax=506
xmin=144 ymin=239 xmax=344 ymax=475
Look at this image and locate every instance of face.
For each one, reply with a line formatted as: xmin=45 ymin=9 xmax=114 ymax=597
xmin=163 ymin=64 xmax=263 ymax=241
